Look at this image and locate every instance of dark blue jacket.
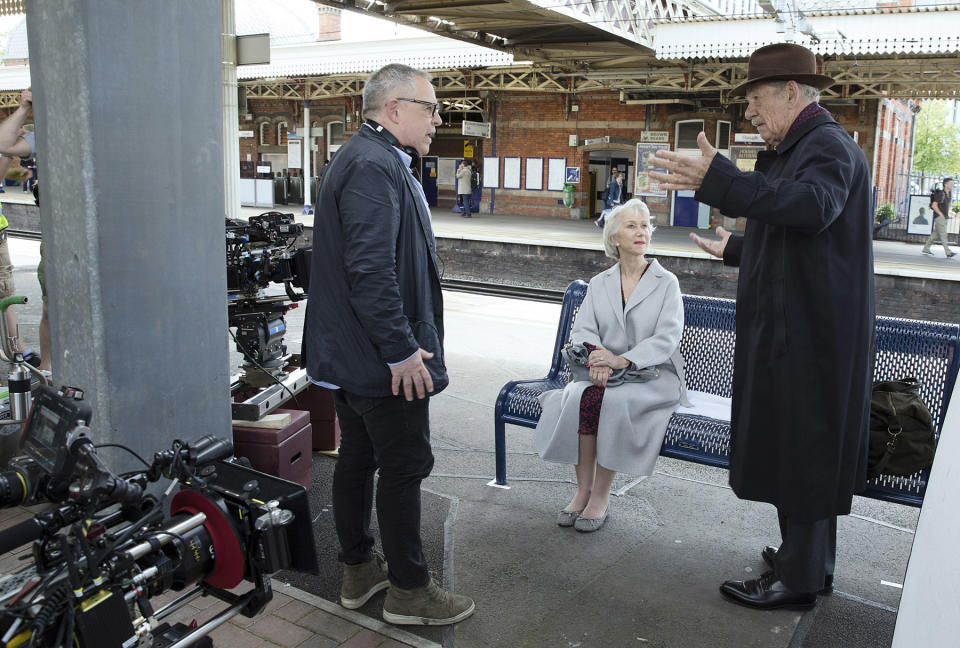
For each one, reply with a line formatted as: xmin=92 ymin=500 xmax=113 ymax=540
xmin=303 ymin=126 xmax=447 ymax=397
xmin=697 ymin=112 xmax=875 ymax=522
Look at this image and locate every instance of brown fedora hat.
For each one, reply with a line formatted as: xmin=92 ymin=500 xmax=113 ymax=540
xmin=729 ymin=43 xmax=834 ymax=97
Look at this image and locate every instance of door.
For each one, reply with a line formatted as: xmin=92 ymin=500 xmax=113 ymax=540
xmin=421 ymin=156 xmax=438 ymax=206
xmin=672 ymin=190 xmax=710 ymax=227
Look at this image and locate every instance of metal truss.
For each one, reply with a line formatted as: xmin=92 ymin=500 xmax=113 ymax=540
xmin=0 ymin=92 xmax=24 ymax=108
xmin=239 ymin=58 xmax=960 ymax=102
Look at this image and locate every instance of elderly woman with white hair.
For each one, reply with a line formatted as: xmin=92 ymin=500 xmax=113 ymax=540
xmin=534 ymin=198 xmax=687 ymax=532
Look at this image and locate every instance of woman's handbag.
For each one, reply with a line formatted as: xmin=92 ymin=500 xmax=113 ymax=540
xmin=867 ymin=377 xmax=937 ymax=479
xmin=561 ymin=342 xmax=658 ymax=386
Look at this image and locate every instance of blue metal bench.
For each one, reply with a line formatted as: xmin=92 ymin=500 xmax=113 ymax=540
xmin=493 ymin=280 xmax=960 ymax=507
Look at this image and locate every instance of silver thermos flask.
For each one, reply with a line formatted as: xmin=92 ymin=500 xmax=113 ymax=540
xmin=8 ymin=356 xmax=31 ymax=421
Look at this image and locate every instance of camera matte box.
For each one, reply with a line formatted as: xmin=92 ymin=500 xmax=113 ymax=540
xmin=232 ymin=408 xmax=312 ymax=490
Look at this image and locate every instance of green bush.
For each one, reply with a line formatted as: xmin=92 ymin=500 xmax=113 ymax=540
xmin=875 ymin=202 xmax=896 ymax=225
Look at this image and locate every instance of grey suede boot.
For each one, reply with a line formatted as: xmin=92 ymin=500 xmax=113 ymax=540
xmin=382 ymin=579 xmax=475 ymax=626
xmin=340 ymin=554 xmax=389 ymax=609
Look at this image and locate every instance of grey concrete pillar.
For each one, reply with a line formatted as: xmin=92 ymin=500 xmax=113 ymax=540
xmin=26 ymin=0 xmax=231 ymax=463
xmin=222 ymin=0 xmax=241 ymax=221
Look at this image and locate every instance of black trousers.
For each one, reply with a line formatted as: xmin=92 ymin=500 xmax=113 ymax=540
xmin=332 ymin=389 xmax=434 ymax=590
xmin=774 ymin=509 xmax=837 ymax=593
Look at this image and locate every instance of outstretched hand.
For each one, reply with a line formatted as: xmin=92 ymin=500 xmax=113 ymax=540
xmin=647 ymin=132 xmax=717 ymax=192
xmin=689 ymin=226 xmax=731 ymax=259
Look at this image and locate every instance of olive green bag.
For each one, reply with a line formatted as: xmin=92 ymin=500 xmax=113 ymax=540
xmin=867 ymin=377 xmax=937 ymax=480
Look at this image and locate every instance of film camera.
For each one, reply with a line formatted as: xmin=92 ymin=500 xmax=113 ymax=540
xmin=226 ymin=212 xmax=311 ymax=386
xmin=0 ymin=385 xmax=318 ymax=647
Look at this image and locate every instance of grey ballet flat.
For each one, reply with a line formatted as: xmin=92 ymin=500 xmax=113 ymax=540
xmin=574 ymin=506 xmax=609 ymax=532
xmin=556 ymin=509 xmax=583 ymax=527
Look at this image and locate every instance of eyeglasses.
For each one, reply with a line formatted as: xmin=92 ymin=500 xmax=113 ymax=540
xmin=396 ymin=97 xmax=440 ymax=117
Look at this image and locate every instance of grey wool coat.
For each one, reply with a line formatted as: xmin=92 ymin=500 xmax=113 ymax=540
xmin=534 ymin=260 xmax=688 ymax=476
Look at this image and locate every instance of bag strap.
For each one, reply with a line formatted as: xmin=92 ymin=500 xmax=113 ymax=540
xmin=869 ymin=392 xmax=903 ymax=480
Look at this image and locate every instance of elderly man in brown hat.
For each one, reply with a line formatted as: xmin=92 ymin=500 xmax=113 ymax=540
xmin=649 ymin=43 xmax=875 ymax=610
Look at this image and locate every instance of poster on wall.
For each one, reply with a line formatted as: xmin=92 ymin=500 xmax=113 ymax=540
xmin=634 ymin=143 xmax=669 ymax=197
xmin=482 ymin=157 xmax=500 ymax=188
xmin=525 ymin=158 xmax=543 ymax=190
xmin=547 ymin=158 xmax=566 ymax=191
xmin=729 ymin=145 xmax=764 ymax=173
xmin=906 ymin=194 xmax=934 ymax=236
xmin=565 ymin=167 xmax=581 ymax=184
xmin=503 ymin=157 xmax=522 ymax=189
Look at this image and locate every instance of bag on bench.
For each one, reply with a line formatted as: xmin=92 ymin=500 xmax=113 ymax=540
xmin=867 ymin=377 xmax=936 ymax=479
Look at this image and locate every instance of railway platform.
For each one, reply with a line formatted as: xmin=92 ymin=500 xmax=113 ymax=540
xmin=0 ymin=193 xmax=953 ymax=647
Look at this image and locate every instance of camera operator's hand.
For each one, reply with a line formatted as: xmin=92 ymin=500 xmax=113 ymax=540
xmin=390 ymin=349 xmax=434 ymax=401
xmin=20 ymin=88 xmax=31 ymax=110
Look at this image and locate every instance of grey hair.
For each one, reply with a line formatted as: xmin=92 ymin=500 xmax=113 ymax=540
xmin=362 ymin=64 xmax=433 ymax=120
xmin=767 ymin=80 xmax=820 ymax=103
xmin=602 ymin=198 xmax=655 ymax=259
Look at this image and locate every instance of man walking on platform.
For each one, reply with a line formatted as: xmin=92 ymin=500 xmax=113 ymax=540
xmin=649 ymin=43 xmax=875 ymax=610
xmin=921 ymin=177 xmax=955 ymax=257
xmin=303 ymin=63 xmax=475 ymax=626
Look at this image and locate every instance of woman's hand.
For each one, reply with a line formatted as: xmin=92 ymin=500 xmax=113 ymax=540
xmin=587 ymin=346 xmax=629 ymax=387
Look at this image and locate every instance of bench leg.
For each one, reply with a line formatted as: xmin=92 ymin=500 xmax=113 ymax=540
xmin=494 ymin=418 xmax=507 ymax=485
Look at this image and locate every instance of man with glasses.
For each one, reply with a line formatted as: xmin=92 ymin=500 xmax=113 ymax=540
xmin=303 ymin=64 xmax=475 ymax=626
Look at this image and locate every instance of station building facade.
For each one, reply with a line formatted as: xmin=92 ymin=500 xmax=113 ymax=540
xmin=0 ymin=3 xmax=936 ymax=232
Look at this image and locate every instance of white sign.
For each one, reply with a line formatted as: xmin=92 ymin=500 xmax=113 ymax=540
xmin=640 ymin=131 xmax=669 ymax=143
xmin=462 ymin=120 xmax=492 ymax=138
xmin=256 ymin=165 xmax=271 ymax=174
xmin=287 ymin=140 xmax=302 ymax=169
xmin=734 ymin=133 xmax=765 ymax=143
xmin=583 ymin=136 xmax=610 ymax=145
xmin=239 ymin=130 xmax=254 ymax=138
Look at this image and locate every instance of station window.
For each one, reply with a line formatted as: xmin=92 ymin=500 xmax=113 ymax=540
xmin=716 ymin=121 xmax=731 ymax=157
xmin=327 ymin=121 xmax=344 ymax=160
xmin=675 ymin=119 xmax=705 ymax=155
xmin=258 ymin=122 xmax=269 ymax=146
xmin=277 ymin=121 xmax=289 ymax=146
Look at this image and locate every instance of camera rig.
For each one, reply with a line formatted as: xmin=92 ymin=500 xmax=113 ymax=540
xmin=226 ymin=213 xmax=312 ymax=420
xmin=0 ymin=385 xmax=318 ymax=648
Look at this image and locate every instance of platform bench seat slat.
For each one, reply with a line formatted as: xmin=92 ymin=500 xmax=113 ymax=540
xmin=493 ymin=280 xmax=960 ymax=507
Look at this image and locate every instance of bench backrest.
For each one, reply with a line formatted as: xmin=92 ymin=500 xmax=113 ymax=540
xmin=546 ymin=280 xmax=589 ymax=384
xmin=553 ymin=281 xmax=960 ymax=434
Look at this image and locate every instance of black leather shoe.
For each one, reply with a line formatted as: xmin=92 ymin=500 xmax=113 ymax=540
xmin=720 ymin=571 xmax=817 ymax=610
xmin=761 ymin=546 xmax=834 ymax=593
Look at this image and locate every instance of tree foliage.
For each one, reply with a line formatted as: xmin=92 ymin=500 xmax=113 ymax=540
xmin=913 ymin=100 xmax=960 ymax=176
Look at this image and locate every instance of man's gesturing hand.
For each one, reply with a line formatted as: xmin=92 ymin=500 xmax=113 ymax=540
xmin=689 ymin=226 xmax=732 ymax=259
xmin=647 ymin=132 xmax=717 ymax=192
xmin=390 ymin=348 xmax=435 ymax=401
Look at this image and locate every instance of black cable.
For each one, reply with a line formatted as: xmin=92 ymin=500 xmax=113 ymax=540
xmin=93 ymin=443 xmax=150 ymax=468
xmin=228 ymin=327 xmax=303 ymax=410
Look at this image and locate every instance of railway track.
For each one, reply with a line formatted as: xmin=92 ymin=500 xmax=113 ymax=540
xmin=440 ymin=278 xmax=563 ymax=303
xmin=3 ymin=233 xmax=564 ymax=304
xmin=6 ymin=229 xmax=41 ymax=241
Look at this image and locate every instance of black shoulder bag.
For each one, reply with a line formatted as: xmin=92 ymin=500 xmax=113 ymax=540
xmin=867 ymin=377 xmax=937 ymax=480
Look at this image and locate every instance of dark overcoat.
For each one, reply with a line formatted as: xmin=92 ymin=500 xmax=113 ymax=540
xmin=695 ymin=112 xmax=875 ymax=522
xmin=303 ymin=125 xmax=447 ymax=398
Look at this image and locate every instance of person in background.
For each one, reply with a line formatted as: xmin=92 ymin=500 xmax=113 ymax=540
xmin=649 ymin=42 xmax=874 ymax=611
xmin=921 ymin=177 xmax=955 ymax=258
xmin=303 ymin=63 xmax=475 ymax=627
xmin=0 ymin=89 xmax=41 ymax=368
xmin=534 ymin=198 xmax=686 ymax=533
xmin=456 ymin=159 xmax=472 ymax=218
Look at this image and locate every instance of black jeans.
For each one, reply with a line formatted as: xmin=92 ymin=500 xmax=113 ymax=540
xmin=332 ymin=389 xmax=434 ymax=590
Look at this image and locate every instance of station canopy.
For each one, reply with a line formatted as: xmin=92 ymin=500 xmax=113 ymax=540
xmin=305 ymin=0 xmax=960 ymax=101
